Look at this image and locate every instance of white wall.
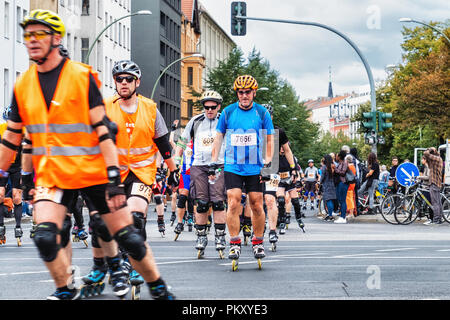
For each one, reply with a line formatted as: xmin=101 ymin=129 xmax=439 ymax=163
xmin=0 ymin=0 xmax=30 ymax=119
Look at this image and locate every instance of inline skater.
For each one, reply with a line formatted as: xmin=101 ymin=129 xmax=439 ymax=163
xmin=173 ymin=138 xmax=194 ymax=240
xmin=302 ymin=159 xmax=320 ymax=212
xmin=210 ymin=75 xmax=274 ymax=271
xmin=104 ymin=59 xmax=179 ymax=296
xmin=2 ymin=10 xmax=175 ymax=299
xmin=0 ymin=106 xmax=25 ymax=246
xmin=175 ymin=90 xmax=227 ymax=258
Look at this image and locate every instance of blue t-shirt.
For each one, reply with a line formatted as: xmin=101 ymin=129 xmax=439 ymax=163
xmin=216 ymin=102 xmax=274 ymax=176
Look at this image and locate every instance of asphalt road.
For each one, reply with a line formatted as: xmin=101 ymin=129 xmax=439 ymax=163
xmin=1 ymin=205 xmax=450 ymax=300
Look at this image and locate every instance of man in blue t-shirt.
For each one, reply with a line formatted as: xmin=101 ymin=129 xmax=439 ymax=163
xmin=210 ymin=75 xmax=274 ymax=264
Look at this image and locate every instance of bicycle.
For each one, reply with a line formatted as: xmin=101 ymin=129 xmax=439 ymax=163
xmin=393 ymin=182 xmax=450 ymax=225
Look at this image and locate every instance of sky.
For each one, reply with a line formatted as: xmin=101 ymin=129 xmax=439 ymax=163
xmin=199 ymin=0 xmax=449 ymax=101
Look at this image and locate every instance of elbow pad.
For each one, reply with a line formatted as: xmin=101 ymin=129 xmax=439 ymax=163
xmin=154 ymin=133 xmax=173 ymax=160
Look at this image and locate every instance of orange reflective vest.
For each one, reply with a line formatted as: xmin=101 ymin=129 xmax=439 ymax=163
xmin=13 ymin=59 xmax=108 ymax=189
xmin=105 ymin=95 xmax=158 ymax=186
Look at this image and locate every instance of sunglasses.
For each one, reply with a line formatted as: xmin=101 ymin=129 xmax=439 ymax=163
xmin=23 ymin=30 xmax=53 ymax=41
xmin=237 ymin=89 xmax=252 ymax=95
xmin=204 ymin=105 xmax=218 ymax=111
xmin=115 ymin=75 xmax=136 ymax=83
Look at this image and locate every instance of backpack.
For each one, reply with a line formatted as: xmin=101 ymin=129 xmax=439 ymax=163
xmin=358 ymin=162 xmax=369 ymax=183
xmin=345 ymin=168 xmax=356 ymax=184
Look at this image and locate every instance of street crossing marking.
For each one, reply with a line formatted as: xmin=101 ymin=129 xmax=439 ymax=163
xmin=376 ymin=248 xmax=416 ymax=252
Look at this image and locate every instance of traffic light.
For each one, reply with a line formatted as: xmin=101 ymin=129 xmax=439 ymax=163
xmin=378 ymin=111 xmax=392 ymax=132
xmin=231 ymin=2 xmax=247 ymax=36
xmin=362 ymin=111 xmax=376 ymax=131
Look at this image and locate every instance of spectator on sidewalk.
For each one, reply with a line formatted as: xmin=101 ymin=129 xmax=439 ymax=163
xmin=358 ymin=152 xmax=380 ymax=214
xmin=423 ymin=147 xmax=444 ymax=224
xmin=319 ymin=154 xmax=337 ymax=222
xmin=345 ymin=154 xmax=357 ymax=218
xmin=334 ymin=150 xmax=349 ymax=223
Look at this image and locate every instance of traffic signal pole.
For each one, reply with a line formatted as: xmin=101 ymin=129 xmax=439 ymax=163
xmin=234 ymin=13 xmax=378 ymax=154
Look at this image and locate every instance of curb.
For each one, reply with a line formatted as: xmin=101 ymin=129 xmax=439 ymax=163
xmin=3 ymin=215 xmax=32 ymax=226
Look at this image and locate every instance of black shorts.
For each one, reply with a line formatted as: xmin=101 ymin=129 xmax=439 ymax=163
xmin=34 ymin=184 xmax=110 ymax=215
xmin=0 ymin=169 xmax=21 ymax=189
xmin=224 ymin=171 xmax=263 ymax=193
xmin=123 ymin=171 xmax=152 ymax=204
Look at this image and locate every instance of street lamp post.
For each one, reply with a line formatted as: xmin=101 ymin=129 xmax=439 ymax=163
xmin=150 ymin=53 xmax=203 ymax=100
xmin=399 ymin=18 xmax=450 ymax=44
xmin=236 ymin=15 xmax=378 ymax=154
xmin=83 ymin=10 xmax=152 ymax=64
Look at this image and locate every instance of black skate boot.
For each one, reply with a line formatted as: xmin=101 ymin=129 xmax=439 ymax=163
xmin=0 ymin=225 xmax=6 ymax=245
xmin=149 ymin=279 xmax=176 ymax=300
xmin=268 ymin=230 xmax=278 ymax=252
xmin=214 ymin=228 xmax=226 ymax=259
xmin=14 ymin=227 xmax=23 ymax=246
xmin=195 ymin=226 xmax=208 ymax=259
xmin=174 ymin=222 xmax=184 ymax=241
xmin=107 ymin=257 xmax=129 ymax=299
xmin=157 ymin=216 xmax=165 ymax=236
xmin=170 ymin=212 xmax=176 ymax=226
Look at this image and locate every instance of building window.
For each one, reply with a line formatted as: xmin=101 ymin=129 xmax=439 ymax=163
xmin=187 ymin=67 xmax=193 ymax=87
xmin=96 ymin=40 xmax=102 ymax=72
xmin=81 ymin=38 xmax=89 ymax=63
xmin=4 ymin=69 xmax=9 ymax=106
xmin=4 ymin=2 xmax=10 ymax=39
xmin=82 ymin=0 xmax=90 ymax=15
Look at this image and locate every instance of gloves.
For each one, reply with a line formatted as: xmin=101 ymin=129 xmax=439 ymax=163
xmin=105 ymin=166 xmax=126 ymax=206
xmin=208 ymin=162 xmax=218 ymax=177
xmin=21 ymin=172 xmax=35 ymax=201
xmin=168 ymin=168 xmax=180 ymax=187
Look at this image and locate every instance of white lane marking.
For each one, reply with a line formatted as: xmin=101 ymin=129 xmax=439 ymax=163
xmin=332 ymin=253 xmax=384 ymax=258
xmin=376 ymin=248 xmax=416 ymax=252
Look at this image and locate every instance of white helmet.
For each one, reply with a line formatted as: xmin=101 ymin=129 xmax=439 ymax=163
xmin=200 ymin=90 xmax=223 ymax=105
xmin=112 ymin=60 xmax=141 ymax=79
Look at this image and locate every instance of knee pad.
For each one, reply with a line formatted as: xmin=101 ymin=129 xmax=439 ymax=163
xmin=113 ymin=225 xmax=147 ymax=261
xmin=212 ymin=201 xmax=225 ymax=212
xmin=33 ymin=222 xmax=61 ymax=262
xmin=89 ymin=213 xmax=113 ymax=242
xmin=91 ymin=232 xmax=101 ymax=248
xmin=60 ymin=216 xmax=72 ymax=248
xmin=154 ymin=195 xmax=163 ymax=205
xmin=187 ymin=197 xmax=194 ymax=213
xmin=177 ymin=194 xmax=187 ymax=209
xmin=276 ymin=196 xmax=286 ymax=209
xmin=132 ymin=211 xmax=146 ymax=231
xmin=196 ymin=199 xmax=210 ymax=214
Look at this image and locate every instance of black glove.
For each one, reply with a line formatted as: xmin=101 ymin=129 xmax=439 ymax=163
xmin=106 ymin=166 xmax=126 ymax=199
xmin=208 ymin=162 xmax=218 ymax=177
xmin=21 ymin=173 xmax=35 ymax=201
xmin=260 ymin=161 xmax=272 ymax=181
xmin=168 ymin=168 xmax=180 ymax=187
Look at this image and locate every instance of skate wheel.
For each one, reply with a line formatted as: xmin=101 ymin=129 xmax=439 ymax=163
xmin=271 ymin=243 xmax=276 ymax=252
xmin=83 ymin=240 xmax=89 ymax=247
xmin=17 ymin=238 xmax=22 ymax=247
xmin=218 ymin=250 xmax=224 ymax=259
xmin=257 ymin=259 xmax=262 ymax=270
xmin=244 ymin=237 xmax=248 ymax=246
xmin=197 ymin=249 xmax=204 ymax=259
xmin=131 ymin=286 xmax=140 ymax=300
xmin=232 ymin=259 xmax=238 ymax=272
xmin=188 ymin=226 xmax=192 ymax=232
xmin=160 ymin=232 xmax=165 ymax=238
xmin=174 ymin=233 xmax=180 ymax=241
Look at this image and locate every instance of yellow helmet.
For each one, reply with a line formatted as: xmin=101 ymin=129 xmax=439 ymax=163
xmin=200 ymin=90 xmax=223 ymax=105
xmin=233 ymin=75 xmax=258 ymax=91
xmin=20 ymin=9 xmax=66 ymax=37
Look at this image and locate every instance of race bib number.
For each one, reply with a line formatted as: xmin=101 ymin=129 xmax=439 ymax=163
xmin=131 ymin=183 xmax=152 ymax=202
xmin=265 ymin=174 xmax=280 ymax=192
xmin=34 ymin=186 xmax=63 ymax=203
xmin=230 ymin=133 xmax=257 ymax=147
xmin=201 ymin=136 xmax=214 ymax=148
xmin=185 ymin=147 xmax=193 ymax=158
xmin=280 ymin=172 xmax=290 ymax=179
xmin=308 ymin=172 xmax=315 ymax=179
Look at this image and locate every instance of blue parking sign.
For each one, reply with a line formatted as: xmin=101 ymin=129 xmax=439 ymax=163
xmin=396 ymin=162 xmax=420 ymax=187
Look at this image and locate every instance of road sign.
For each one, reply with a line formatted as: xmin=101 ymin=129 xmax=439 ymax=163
xmin=395 ymin=162 xmax=420 ymax=187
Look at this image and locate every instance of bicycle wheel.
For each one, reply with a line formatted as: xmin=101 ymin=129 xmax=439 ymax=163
xmin=394 ymin=194 xmax=419 ymax=225
xmin=442 ymin=195 xmax=450 ymax=223
xmin=380 ymin=193 xmax=402 ymax=224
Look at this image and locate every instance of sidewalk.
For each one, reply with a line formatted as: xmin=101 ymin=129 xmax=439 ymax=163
xmin=3 ymin=215 xmax=32 ymax=225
